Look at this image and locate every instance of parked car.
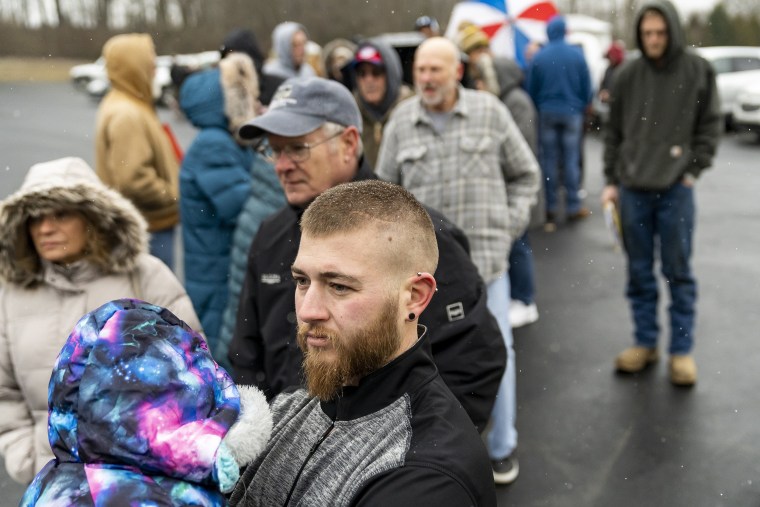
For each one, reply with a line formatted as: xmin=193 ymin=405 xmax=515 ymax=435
xmin=373 ymin=31 xmax=426 ymax=85
xmin=69 ymin=57 xmax=106 ymax=89
xmin=69 ymin=51 xmax=220 ymax=106
xmin=732 ymin=81 xmax=760 ymax=140
xmin=694 ymin=46 xmax=760 ymax=127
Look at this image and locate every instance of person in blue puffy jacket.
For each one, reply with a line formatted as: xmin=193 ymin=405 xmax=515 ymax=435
xmin=179 ymin=52 xmax=260 ymax=353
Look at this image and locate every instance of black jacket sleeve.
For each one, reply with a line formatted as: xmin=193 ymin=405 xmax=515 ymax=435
xmin=228 ymin=230 xmax=270 ymax=394
xmin=422 ymin=207 xmax=507 ymax=432
xmin=352 ymin=466 xmax=496 ymax=507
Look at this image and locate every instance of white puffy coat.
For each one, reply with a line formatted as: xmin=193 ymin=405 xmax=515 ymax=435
xmin=0 ymin=158 xmax=201 ymax=484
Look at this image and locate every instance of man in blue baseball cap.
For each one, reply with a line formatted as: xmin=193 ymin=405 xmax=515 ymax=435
xmin=230 ymin=77 xmax=507 ymax=435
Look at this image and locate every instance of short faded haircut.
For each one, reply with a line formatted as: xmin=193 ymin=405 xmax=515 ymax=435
xmin=300 ymin=180 xmax=439 ymax=275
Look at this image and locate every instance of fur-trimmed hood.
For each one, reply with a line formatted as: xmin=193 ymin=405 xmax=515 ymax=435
xmin=0 ymin=157 xmax=148 ymax=287
xmin=180 ymin=52 xmax=259 ymax=144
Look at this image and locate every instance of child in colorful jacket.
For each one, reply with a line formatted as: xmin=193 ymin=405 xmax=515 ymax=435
xmin=21 ymin=299 xmax=271 ymax=506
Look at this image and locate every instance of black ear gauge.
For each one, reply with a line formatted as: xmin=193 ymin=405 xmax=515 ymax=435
xmin=408 ymin=313 xmax=416 ymax=321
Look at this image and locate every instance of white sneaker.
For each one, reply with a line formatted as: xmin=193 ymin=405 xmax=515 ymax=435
xmin=509 ymin=300 xmax=539 ymax=328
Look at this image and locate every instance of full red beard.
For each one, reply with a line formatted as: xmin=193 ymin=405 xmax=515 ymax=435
xmin=297 ymin=296 xmax=402 ymax=401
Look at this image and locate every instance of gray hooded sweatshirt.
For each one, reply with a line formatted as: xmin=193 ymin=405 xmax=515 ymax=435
xmin=603 ymin=0 xmax=721 ymax=190
xmin=351 ymin=39 xmax=413 ymax=166
xmin=263 ymin=22 xmax=316 ymax=80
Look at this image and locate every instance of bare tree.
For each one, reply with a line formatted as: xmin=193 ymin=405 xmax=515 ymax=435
xmin=95 ymin=0 xmax=111 ymax=29
xmin=724 ymin=0 xmax=760 ymax=17
xmin=53 ymin=0 xmax=67 ymax=25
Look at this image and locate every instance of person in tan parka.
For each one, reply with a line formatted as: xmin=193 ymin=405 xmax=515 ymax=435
xmin=0 ymin=157 xmax=201 ymax=485
xmin=95 ymin=33 xmax=180 ymax=269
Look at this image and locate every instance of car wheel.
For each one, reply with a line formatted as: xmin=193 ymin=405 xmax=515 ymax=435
xmin=72 ymin=77 xmax=90 ymax=90
xmin=158 ymin=86 xmax=175 ymax=108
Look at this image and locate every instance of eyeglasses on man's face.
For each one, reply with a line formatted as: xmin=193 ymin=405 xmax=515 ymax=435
xmin=259 ymin=128 xmax=345 ymax=164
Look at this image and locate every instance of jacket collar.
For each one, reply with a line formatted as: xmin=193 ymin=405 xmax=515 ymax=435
xmin=41 ymin=259 xmax=102 ymax=291
xmin=288 ymin=156 xmax=378 ymax=218
xmin=320 ymin=326 xmax=438 ymax=421
xmin=411 ymin=86 xmax=469 ymax=127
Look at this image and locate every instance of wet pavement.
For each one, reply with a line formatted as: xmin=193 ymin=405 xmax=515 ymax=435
xmin=497 ymin=129 xmax=760 ymax=506
xmin=1 ymin=83 xmax=759 ymax=506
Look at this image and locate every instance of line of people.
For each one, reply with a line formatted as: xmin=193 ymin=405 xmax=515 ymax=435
xmin=1 ymin=0 xmax=720 ymax=503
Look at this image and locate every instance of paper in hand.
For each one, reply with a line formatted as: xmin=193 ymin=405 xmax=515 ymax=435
xmin=603 ymin=201 xmax=623 ymax=251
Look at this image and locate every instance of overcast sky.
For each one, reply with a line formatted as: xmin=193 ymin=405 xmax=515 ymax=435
xmin=673 ymin=0 xmax=720 ymax=18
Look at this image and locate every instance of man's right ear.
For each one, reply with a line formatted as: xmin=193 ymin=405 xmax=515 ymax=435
xmin=406 ymin=272 xmax=437 ymax=319
xmin=456 ymin=61 xmax=465 ymax=82
xmin=341 ymin=125 xmax=361 ymax=160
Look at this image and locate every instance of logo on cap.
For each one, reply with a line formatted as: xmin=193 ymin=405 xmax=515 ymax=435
xmin=356 ymin=46 xmax=383 ymax=66
xmin=269 ymin=84 xmax=297 ymax=110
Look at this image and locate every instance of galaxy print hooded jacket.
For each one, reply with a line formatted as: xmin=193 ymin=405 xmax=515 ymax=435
xmin=21 ymin=299 xmax=272 ymax=506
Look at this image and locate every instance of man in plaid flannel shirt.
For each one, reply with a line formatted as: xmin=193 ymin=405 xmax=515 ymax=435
xmin=377 ymin=36 xmax=540 ymax=485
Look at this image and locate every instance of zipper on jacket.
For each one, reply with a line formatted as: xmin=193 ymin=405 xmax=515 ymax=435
xmin=283 ymin=422 xmax=335 ymax=506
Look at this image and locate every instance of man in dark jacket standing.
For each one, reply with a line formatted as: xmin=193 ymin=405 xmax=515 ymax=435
xmin=602 ymin=0 xmax=721 ymax=386
xmin=229 ymin=77 xmax=506 ymax=432
xmin=229 ymin=180 xmax=496 ymax=506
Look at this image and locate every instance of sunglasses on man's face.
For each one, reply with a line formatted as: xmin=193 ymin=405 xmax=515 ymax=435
xmin=356 ymin=66 xmax=385 ymax=79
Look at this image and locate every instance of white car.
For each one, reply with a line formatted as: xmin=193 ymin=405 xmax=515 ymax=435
xmin=69 ymin=51 xmax=220 ymax=106
xmin=732 ymin=81 xmax=760 ymax=139
xmin=695 ymin=46 xmax=760 ymax=126
xmin=69 ymin=57 xmax=107 ymax=90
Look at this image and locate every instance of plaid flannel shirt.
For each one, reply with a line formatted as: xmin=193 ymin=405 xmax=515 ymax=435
xmin=377 ymin=87 xmax=540 ymax=283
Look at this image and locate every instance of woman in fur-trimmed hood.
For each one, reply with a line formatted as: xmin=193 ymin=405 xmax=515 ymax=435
xmin=178 ymin=52 xmax=260 ymax=355
xmin=0 ymin=157 xmax=201 ymax=485
xmin=21 ymin=299 xmax=272 ymax=506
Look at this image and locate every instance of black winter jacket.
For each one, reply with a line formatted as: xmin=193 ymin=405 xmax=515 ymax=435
xmin=229 ymin=330 xmax=497 ymax=507
xmin=229 ymin=159 xmax=506 ymax=432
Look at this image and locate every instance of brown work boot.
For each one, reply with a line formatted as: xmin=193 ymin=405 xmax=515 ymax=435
xmin=669 ymin=355 xmax=697 ymax=386
xmin=567 ymin=207 xmax=592 ymax=221
xmin=615 ymin=346 xmax=659 ymax=373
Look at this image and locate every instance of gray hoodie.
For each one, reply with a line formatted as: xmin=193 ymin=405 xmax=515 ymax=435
xmin=263 ymin=22 xmax=316 ymax=79
xmin=350 ymin=39 xmax=413 ymax=166
xmin=603 ymin=0 xmax=721 ymax=190
xmin=487 ymin=55 xmax=537 ymax=154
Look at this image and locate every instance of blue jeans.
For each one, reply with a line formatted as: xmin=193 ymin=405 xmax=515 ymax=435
xmin=509 ymin=233 xmax=535 ymax=305
xmin=619 ymin=184 xmax=696 ymax=354
xmin=538 ymin=111 xmax=584 ymax=215
xmin=149 ymin=227 xmax=176 ymax=271
xmin=486 ymin=274 xmax=517 ymax=460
